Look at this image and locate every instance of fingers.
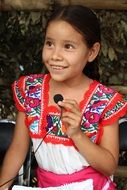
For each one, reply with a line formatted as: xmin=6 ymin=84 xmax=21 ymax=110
xmin=58 ymin=99 xmax=82 ymax=129
xmin=58 ymin=99 xmax=81 ymax=115
xmin=62 ymin=114 xmax=81 ymax=128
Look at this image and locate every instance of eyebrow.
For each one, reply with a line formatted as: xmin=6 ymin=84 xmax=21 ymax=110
xmin=63 ymin=40 xmax=77 ymax=45
xmin=45 ymin=36 xmax=77 ymax=45
xmin=45 ymin=37 xmax=53 ymax=41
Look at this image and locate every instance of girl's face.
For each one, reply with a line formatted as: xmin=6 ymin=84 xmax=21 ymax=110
xmin=42 ymin=20 xmax=92 ymax=83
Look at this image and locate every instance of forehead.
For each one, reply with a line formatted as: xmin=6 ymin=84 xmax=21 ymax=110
xmin=46 ymin=20 xmax=84 ymax=42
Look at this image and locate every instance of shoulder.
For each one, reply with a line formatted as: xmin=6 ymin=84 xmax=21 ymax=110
xmin=95 ymin=81 xmax=118 ymax=98
xmin=13 ymin=73 xmax=48 ymax=90
xmin=24 ymin=73 xmax=45 ymax=85
xmin=91 ymin=81 xmax=125 ymax=105
xmin=95 ymin=82 xmax=127 ymax=125
xmin=12 ymin=73 xmax=49 ymax=111
xmin=88 ymin=80 xmax=127 ymax=119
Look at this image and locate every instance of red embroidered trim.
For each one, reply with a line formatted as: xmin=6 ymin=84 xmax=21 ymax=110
xmin=95 ymin=102 xmax=127 ymax=144
xmin=80 ymin=80 xmax=99 ymax=111
xmin=96 ymin=92 xmax=127 ymax=143
xmin=101 ymin=103 xmax=127 ymax=126
xmin=12 ymin=76 xmax=26 ymax=112
xmin=29 ymin=78 xmax=102 ymax=146
xmin=100 ymin=90 xmax=127 ymax=126
xmin=13 ymin=74 xmax=127 ymax=147
xmin=42 ymin=135 xmax=75 ymax=146
xmin=39 ymin=78 xmax=99 ymax=146
xmin=101 ymin=93 xmax=123 ymax=119
xmin=29 ymin=130 xmax=74 ymax=146
xmin=39 ymin=74 xmax=51 ymax=135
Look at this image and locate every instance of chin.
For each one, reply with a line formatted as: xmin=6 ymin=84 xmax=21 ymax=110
xmin=50 ymin=73 xmax=66 ymax=82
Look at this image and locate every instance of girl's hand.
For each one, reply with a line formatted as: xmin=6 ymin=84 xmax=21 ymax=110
xmin=58 ymin=99 xmax=82 ymax=138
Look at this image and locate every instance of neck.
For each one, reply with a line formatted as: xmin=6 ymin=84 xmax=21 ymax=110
xmin=49 ymin=74 xmax=92 ymax=102
xmin=51 ymin=74 xmax=90 ymax=89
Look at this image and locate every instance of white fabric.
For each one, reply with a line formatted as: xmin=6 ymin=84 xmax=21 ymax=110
xmin=32 ymin=139 xmax=89 ymax=174
xmin=12 ymin=179 xmax=93 ymax=190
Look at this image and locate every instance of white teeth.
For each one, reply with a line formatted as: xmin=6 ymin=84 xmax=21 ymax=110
xmin=51 ymin=65 xmax=65 ymax=70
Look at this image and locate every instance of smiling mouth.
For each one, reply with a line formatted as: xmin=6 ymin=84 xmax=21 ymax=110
xmin=51 ymin=65 xmax=67 ymax=70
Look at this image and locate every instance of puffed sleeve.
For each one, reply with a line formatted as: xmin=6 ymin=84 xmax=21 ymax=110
xmin=12 ymin=76 xmax=26 ymax=112
xmin=100 ymin=92 xmax=127 ymax=126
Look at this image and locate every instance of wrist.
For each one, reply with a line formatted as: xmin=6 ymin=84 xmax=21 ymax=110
xmin=71 ymin=130 xmax=84 ymax=141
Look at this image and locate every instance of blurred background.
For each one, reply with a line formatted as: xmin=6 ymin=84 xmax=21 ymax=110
xmin=0 ymin=0 xmax=127 ymax=119
xmin=0 ymin=1 xmax=127 ymax=189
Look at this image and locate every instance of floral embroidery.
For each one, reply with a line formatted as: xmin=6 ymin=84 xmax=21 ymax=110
xmin=26 ymin=97 xmax=40 ymax=108
xmin=85 ymin=111 xmax=100 ymax=124
xmin=103 ymin=101 xmax=126 ymax=119
xmin=46 ymin=115 xmax=67 ymax=137
xmin=12 ymin=74 xmax=127 ymax=146
xmin=30 ymin=120 xmax=39 ymax=134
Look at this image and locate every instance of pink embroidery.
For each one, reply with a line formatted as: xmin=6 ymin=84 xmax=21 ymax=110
xmin=85 ymin=112 xmax=100 ymax=124
xmin=12 ymin=74 xmax=127 ymax=146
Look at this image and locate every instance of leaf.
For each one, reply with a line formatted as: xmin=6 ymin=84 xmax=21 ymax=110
xmin=108 ymin=47 xmax=117 ymax=61
xmin=101 ymin=41 xmax=108 ymax=57
xmin=30 ymin=12 xmax=41 ymax=25
xmin=121 ymin=20 xmax=127 ymax=32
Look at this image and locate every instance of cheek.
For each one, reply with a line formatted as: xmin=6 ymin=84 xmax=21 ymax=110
xmin=68 ymin=54 xmax=85 ymax=66
xmin=42 ymin=48 xmax=48 ymax=62
xmin=66 ymin=53 xmax=79 ymax=62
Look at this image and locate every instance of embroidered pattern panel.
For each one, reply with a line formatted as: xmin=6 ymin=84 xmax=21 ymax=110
xmin=12 ymin=74 xmax=127 ymax=146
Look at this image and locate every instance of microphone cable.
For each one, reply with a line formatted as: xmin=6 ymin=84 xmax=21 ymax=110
xmin=0 ymin=108 xmax=63 ymax=188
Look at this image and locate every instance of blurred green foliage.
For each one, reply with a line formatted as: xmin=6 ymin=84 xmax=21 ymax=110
xmin=0 ymin=8 xmax=127 ymax=118
xmin=98 ymin=10 xmax=127 ymax=85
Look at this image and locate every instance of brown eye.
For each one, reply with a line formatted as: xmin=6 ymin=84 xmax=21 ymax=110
xmin=64 ymin=44 xmax=74 ymax=49
xmin=45 ymin=40 xmax=53 ymax=47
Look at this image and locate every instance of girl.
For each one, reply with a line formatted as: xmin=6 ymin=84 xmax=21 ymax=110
xmin=0 ymin=4 xmax=127 ymax=190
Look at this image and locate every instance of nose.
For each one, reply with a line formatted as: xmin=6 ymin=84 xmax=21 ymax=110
xmin=51 ymin=47 xmax=62 ymax=61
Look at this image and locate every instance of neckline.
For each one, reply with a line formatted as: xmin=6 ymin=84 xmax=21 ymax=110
xmin=79 ymin=80 xmax=99 ymax=112
xmin=43 ymin=74 xmax=99 ymax=114
xmin=38 ymin=73 xmax=100 ymax=141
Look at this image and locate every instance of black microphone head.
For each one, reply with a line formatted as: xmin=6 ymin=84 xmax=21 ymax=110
xmin=53 ymin=94 xmax=64 ymax=104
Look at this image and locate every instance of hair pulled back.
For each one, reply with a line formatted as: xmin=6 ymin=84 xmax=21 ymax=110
xmin=46 ymin=5 xmax=101 ymax=80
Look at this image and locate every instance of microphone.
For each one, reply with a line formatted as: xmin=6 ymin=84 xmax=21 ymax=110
xmin=53 ymin=94 xmax=63 ymax=122
xmin=53 ymin=94 xmax=64 ymax=104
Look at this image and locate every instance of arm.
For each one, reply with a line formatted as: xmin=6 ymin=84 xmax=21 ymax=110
xmin=58 ymin=99 xmax=119 ymax=176
xmin=71 ymin=121 xmax=119 ymax=176
xmin=0 ymin=112 xmax=30 ymax=190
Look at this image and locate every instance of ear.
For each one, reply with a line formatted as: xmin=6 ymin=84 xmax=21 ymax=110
xmin=88 ymin=42 xmax=100 ymax=62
